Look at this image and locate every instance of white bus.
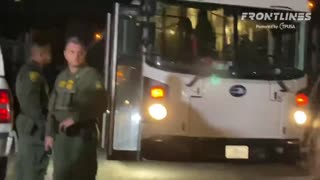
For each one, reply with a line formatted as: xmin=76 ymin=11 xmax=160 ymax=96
xmin=101 ymin=0 xmax=312 ymax=162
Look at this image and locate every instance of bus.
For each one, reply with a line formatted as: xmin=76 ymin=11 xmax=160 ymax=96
xmin=101 ymin=0 xmax=312 ymax=162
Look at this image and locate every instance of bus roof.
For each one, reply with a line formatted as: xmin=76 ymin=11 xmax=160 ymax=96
xmin=180 ymin=0 xmax=309 ymax=12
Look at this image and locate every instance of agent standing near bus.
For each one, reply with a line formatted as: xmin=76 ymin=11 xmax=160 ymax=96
xmin=45 ymin=36 xmax=107 ymax=180
xmin=15 ymin=40 xmax=52 ymax=180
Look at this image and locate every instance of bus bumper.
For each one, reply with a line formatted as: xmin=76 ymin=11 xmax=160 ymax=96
xmin=141 ymin=136 xmax=301 ymax=162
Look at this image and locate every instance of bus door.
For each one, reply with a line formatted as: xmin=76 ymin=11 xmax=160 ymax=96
xmin=101 ymin=3 xmax=144 ymax=159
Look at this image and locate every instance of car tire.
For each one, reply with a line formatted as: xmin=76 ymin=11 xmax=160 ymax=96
xmin=0 ymin=157 xmax=7 ymax=180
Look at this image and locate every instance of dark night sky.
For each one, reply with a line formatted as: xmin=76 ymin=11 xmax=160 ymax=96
xmin=0 ymin=0 xmax=133 ymax=89
xmin=0 ymin=0 xmax=134 ymax=72
xmin=0 ymin=0 xmax=133 ymax=39
xmin=1 ymin=0 xmax=320 ymax=39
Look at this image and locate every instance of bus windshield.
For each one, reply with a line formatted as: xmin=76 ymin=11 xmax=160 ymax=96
xmin=146 ymin=1 xmax=307 ymax=80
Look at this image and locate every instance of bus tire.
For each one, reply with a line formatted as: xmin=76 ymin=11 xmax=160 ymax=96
xmin=283 ymin=145 xmax=300 ymax=165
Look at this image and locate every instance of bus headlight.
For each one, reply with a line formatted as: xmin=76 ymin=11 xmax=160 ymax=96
xmin=294 ymin=110 xmax=307 ymax=125
xmin=148 ymin=104 xmax=167 ymax=120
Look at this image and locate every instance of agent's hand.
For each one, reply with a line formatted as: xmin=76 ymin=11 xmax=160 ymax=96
xmin=45 ymin=136 xmax=54 ymax=152
xmin=59 ymin=118 xmax=75 ymax=132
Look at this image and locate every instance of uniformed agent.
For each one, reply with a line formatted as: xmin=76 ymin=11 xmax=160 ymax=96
xmin=45 ymin=37 xmax=107 ymax=180
xmin=15 ymin=40 xmax=52 ymax=180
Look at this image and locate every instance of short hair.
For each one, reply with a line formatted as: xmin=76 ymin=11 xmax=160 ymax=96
xmin=65 ymin=36 xmax=87 ymax=50
xmin=30 ymin=38 xmax=50 ymax=60
xmin=31 ymin=38 xmax=50 ymax=49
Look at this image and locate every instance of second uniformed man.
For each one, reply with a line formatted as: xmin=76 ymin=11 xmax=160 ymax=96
xmin=15 ymin=40 xmax=52 ymax=180
xmin=45 ymin=36 xmax=107 ymax=180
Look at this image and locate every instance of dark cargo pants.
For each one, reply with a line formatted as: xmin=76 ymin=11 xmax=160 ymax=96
xmin=16 ymin=116 xmax=49 ymax=180
xmin=53 ymin=133 xmax=97 ymax=180
xmin=16 ymin=137 xmax=48 ymax=180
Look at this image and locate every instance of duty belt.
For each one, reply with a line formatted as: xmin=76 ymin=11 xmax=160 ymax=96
xmin=55 ymin=119 xmax=97 ymax=138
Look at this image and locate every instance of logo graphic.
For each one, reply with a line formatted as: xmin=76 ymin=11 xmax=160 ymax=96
xmin=241 ymin=12 xmax=312 ymax=21
xmin=241 ymin=12 xmax=311 ymax=30
xmin=230 ymin=85 xmax=247 ymax=97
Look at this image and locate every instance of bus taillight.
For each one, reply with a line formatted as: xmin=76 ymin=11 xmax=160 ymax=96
xmin=296 ymin=93 xmax=308 ymax=107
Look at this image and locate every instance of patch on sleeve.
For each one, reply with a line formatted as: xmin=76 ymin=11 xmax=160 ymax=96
xmin=58 ymin=80 xmax=66 ymax=88
xmin=95 ymin=81 xmax=103 ymax=90
xmin=29 ymin=71 xmax=40 ymax=82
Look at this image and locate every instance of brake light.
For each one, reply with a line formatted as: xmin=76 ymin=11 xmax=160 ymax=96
xmin=0 ymin=109 xmax=10 ymax=122
xmin=0 ymin=91 xmax=9 ymax=104
xmin=150 ymin=87 xmax=165 ymax=99
xmin=0 ymin=90 xmax=11 ymax=123
xmin=296 ymin=93 xmax=308 ymax=106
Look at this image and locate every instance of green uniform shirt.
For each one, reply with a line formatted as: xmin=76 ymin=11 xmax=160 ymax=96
xmin=46 ymin=66 xmax=107 ymax=137
xmin=16 ymin=61 xmax=49 ymax=132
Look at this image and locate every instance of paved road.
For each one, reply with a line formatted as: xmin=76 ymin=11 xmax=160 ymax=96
xmin=6 ymin=155 xmax=313 ymax=180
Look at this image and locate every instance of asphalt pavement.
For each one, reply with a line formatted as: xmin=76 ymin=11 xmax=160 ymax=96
xmin=6 ymin=152 xmax=314 ymax=180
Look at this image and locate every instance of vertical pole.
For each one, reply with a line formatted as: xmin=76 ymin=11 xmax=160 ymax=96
xmin=102 ymin=13 xmax=112 ymax=149
xmin=108 ymin=2 xmax=120 ymax=156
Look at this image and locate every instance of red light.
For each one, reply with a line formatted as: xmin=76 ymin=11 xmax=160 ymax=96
xmin=0 ymin=91 xmax=11 ymax=123
xmin=296 ymin=93 xmax=308 ymax=106
xmin=150 ymin=87 xmax=165 ymax=99
xmin=0 ymin=92 xmax=9 ymax=104
xmin=0 ymin=109 xmax=10 ymax=123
